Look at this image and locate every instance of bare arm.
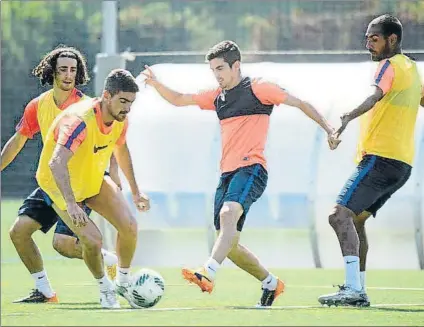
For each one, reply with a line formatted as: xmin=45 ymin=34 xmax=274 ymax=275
xmin=1 ymin=132 xmax=28 ymax=171
xmin=141 ymin=65 xmax=197 ymax=107
xmin=114 ymin=143 xmax=150 ymax=211
xmin=284 ymin=94 xmax=334 ymax=135
xmin=336 ymin=86 xmax=383 ymax=136
xmin=48 ymin=144 xmax=77 ymax=206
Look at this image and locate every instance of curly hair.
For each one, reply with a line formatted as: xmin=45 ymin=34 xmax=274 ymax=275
xmin=32 ymin=45 xmax=90 ymax=86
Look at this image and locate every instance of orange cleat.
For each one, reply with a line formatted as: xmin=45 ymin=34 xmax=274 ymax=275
xmin=182 ymin=267 xmax=214 ymax=293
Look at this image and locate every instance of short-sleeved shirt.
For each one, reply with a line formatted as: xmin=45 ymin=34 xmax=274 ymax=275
xmin=192 ymin=77 xmax=287 ymax=173
xmin=16 ymin=88 xmax=85 ymax=141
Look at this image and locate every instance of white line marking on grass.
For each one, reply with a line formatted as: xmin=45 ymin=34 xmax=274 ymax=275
xmin=230 ymin=303 xmax=424 ymax=310
xmin=91 ymin=303 xmax=424 ymax=313
xmin=64 ymin=283 xmax=424 ymax=291
xmin=288 ymin=285 xmax=424 ymax=291
xmin=92 ymin=307 xmax=220 ymax=313
xmin=1 ymin=313 xmax=34 ymax=316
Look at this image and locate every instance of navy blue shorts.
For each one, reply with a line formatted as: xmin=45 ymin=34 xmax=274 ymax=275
xmin=336 ymin=155 xmax=412 ymax=216
xmin=18 ymin=187 xmax=91 ymax=236
xmin=214 ymin=163 xmax=268 ymax=231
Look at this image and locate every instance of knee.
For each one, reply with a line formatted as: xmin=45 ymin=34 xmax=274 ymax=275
xmin=117 ymin=214 xmax=138 ymax=240
xmin=219 ymin=203 xmax=242 ymax=231
xmin=9 ymin=218 xmax=34 ymax=243
xmin=52 ymin=234 xmax=74 ymax=257
xmin=79 ymin=229 xmax=103 ymax=253
xmin=328 ymin=206 xmax=343 ymax=228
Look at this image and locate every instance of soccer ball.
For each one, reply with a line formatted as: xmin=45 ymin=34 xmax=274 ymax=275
xmin=129 ymin=268 xmax=165 ymax=308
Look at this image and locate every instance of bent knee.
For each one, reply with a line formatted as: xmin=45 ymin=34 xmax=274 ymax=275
xmin=9 ymin=216 xmax=39 ymax=241
xmin=78 ymin=228 xmax=103 ymax=252
xmin=328 ymin=204 xmax=354 ymax=227
xmin=52 ymin=234 xmax=77 ymax=255
xmin=219 ymin=202 xmax=243 ymax=225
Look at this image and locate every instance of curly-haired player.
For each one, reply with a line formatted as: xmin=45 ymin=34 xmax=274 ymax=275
xmin=1 ymin=46 xmax=119 ymax=303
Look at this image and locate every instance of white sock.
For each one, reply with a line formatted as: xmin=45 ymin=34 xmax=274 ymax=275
xmin=32 ymin=270 xmax=54 ymax=298
xmin=360 ymin=271 xmax=366 ymax=291
xmin=101 ymin=249 xmax=118 ymax=266
xmin=204 ymin=257 xmax=220 ymax=280
xmin=118 ymin=267 xmax=130 ymax=284
xmin=344 ymin=256 xmax=362 ymax=291
xmin=97 ymin=275 xmax=113 ymax=292
xmin=261 ymin=273 xmax=278 ymax=291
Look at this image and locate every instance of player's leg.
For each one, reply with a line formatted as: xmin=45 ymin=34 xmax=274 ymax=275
xmin=52 ymin=201 xmax=119 ymax=309
xmin=10 ymin=188 xmax=59 ymax=303
xmin=53 ymin=217 xmax=118 ymax=280
xmin=354 ymin=162 xmax=411 ymax=305
xmin=84 ymin=175 xmax=139 ymax=308
xmin=225 ymin=232 xmax=284 ymax=307
xmin=353 ymin=211 xmax=372 ymax=288
xmin=318 ymin=155 xmax=411 ymax=306
xmin=52 ymin=220 xmax=82 ymax=259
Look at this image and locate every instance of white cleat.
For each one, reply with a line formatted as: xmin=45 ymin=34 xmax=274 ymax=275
xmin=100 ymin=289 xmax=120 ymax=309
xmin=115 ymin=281 xmax=143 ymax=309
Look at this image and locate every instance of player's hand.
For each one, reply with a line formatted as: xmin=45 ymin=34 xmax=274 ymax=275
xmin=335 ymin=113 xmax=352 ymax=138
xmin=140 ymin=65 xmax=157 ymax=86
xmin=133 ymin=192 xmax=150 ymax=212
xmin=67 ymin=202 xmax=89 ymax=228
xmin=327 ymin=130 xmax=341 ymax=150
xmin=109 ymin=169 xmax=122 ymax=191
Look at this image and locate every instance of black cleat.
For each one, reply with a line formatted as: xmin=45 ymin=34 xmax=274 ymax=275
xmin=256 ymin=279 xmax=285 ymax=307
xmin=13 ymin=289 xmax=58 ymax=303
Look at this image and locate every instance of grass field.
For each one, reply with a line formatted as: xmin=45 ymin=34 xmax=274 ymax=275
xmin=1 ymin=200 xmax=424 ymax=326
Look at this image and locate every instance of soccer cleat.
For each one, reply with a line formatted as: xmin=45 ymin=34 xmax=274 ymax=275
xmin=13 ymin=289 xmax=58 ymax=304
xmin=181 ymin=267 xmax=214 ymax=293
xmin=100 ymin=289 xmax=120 ymax=309
xmin=256 ymin=278 xmax=285 ymax=307
xmin=115 ymin=281 xmax=143 ymax=309
xmin=318 ymin=284 xmax=364 ymax=307
xmin=349 ymin=290 xmax=371 ymax=307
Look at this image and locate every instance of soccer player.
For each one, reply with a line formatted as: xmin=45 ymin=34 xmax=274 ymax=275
xmin=318 ymin=15 xmax=424 ymax=307
xmin=1 ymin=46 xmax=120 ymax=303
xmin=141 ymin=40 xmax=339 ymax=306
xmin=36 ymin=68 xmax=150 ymax=309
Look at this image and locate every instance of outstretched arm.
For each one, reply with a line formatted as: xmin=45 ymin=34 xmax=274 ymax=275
xmin=337 ymin=59 xmax=393 ymax=136
xmin=1 ymin=132 xmax=28 ymax=171
xmin=251 ymin=80 xmax=339 ymax=149
xmin=2 ymin=98 xmax=40 ymax=171
xmin=141 ymin=65 xmax=199 ymax=107
xmin=283 ymin=94 xmax=335 ymax=135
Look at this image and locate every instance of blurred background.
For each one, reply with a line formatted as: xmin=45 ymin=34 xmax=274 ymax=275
xmin=1 ymin=0 xmax=423 ymax=269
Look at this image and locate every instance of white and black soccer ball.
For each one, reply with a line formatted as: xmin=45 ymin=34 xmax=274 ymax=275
xmin=129 ymin=268 xmax=165 ymax=308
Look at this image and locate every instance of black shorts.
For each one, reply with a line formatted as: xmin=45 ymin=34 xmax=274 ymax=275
xmin=214 ymin=164 xmax=268 ymax=231
xmin=336 ymin=155 xmax=412 ymax=216
xmin=18 ymin=187 xmax=91 ymax=236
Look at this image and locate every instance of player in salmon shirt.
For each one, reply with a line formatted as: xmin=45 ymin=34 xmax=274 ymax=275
xmin=1 ymin=46 xmax=119 ymax=303
xmin=141 ymin=40 xmax=340 ymax=306
xmin=318 ymin=15 xmax=424 ymax=307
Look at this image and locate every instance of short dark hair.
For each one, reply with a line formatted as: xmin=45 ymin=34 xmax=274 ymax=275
xmin=104 ymin=69 xmax=139 ymax=97
xmin=32 ymin=45 xmax=90 ymax=86
xmin=371 ymin=14 xmax=403 ymax=44
xmin=205 ymin=40 xmax=241 ymax=67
